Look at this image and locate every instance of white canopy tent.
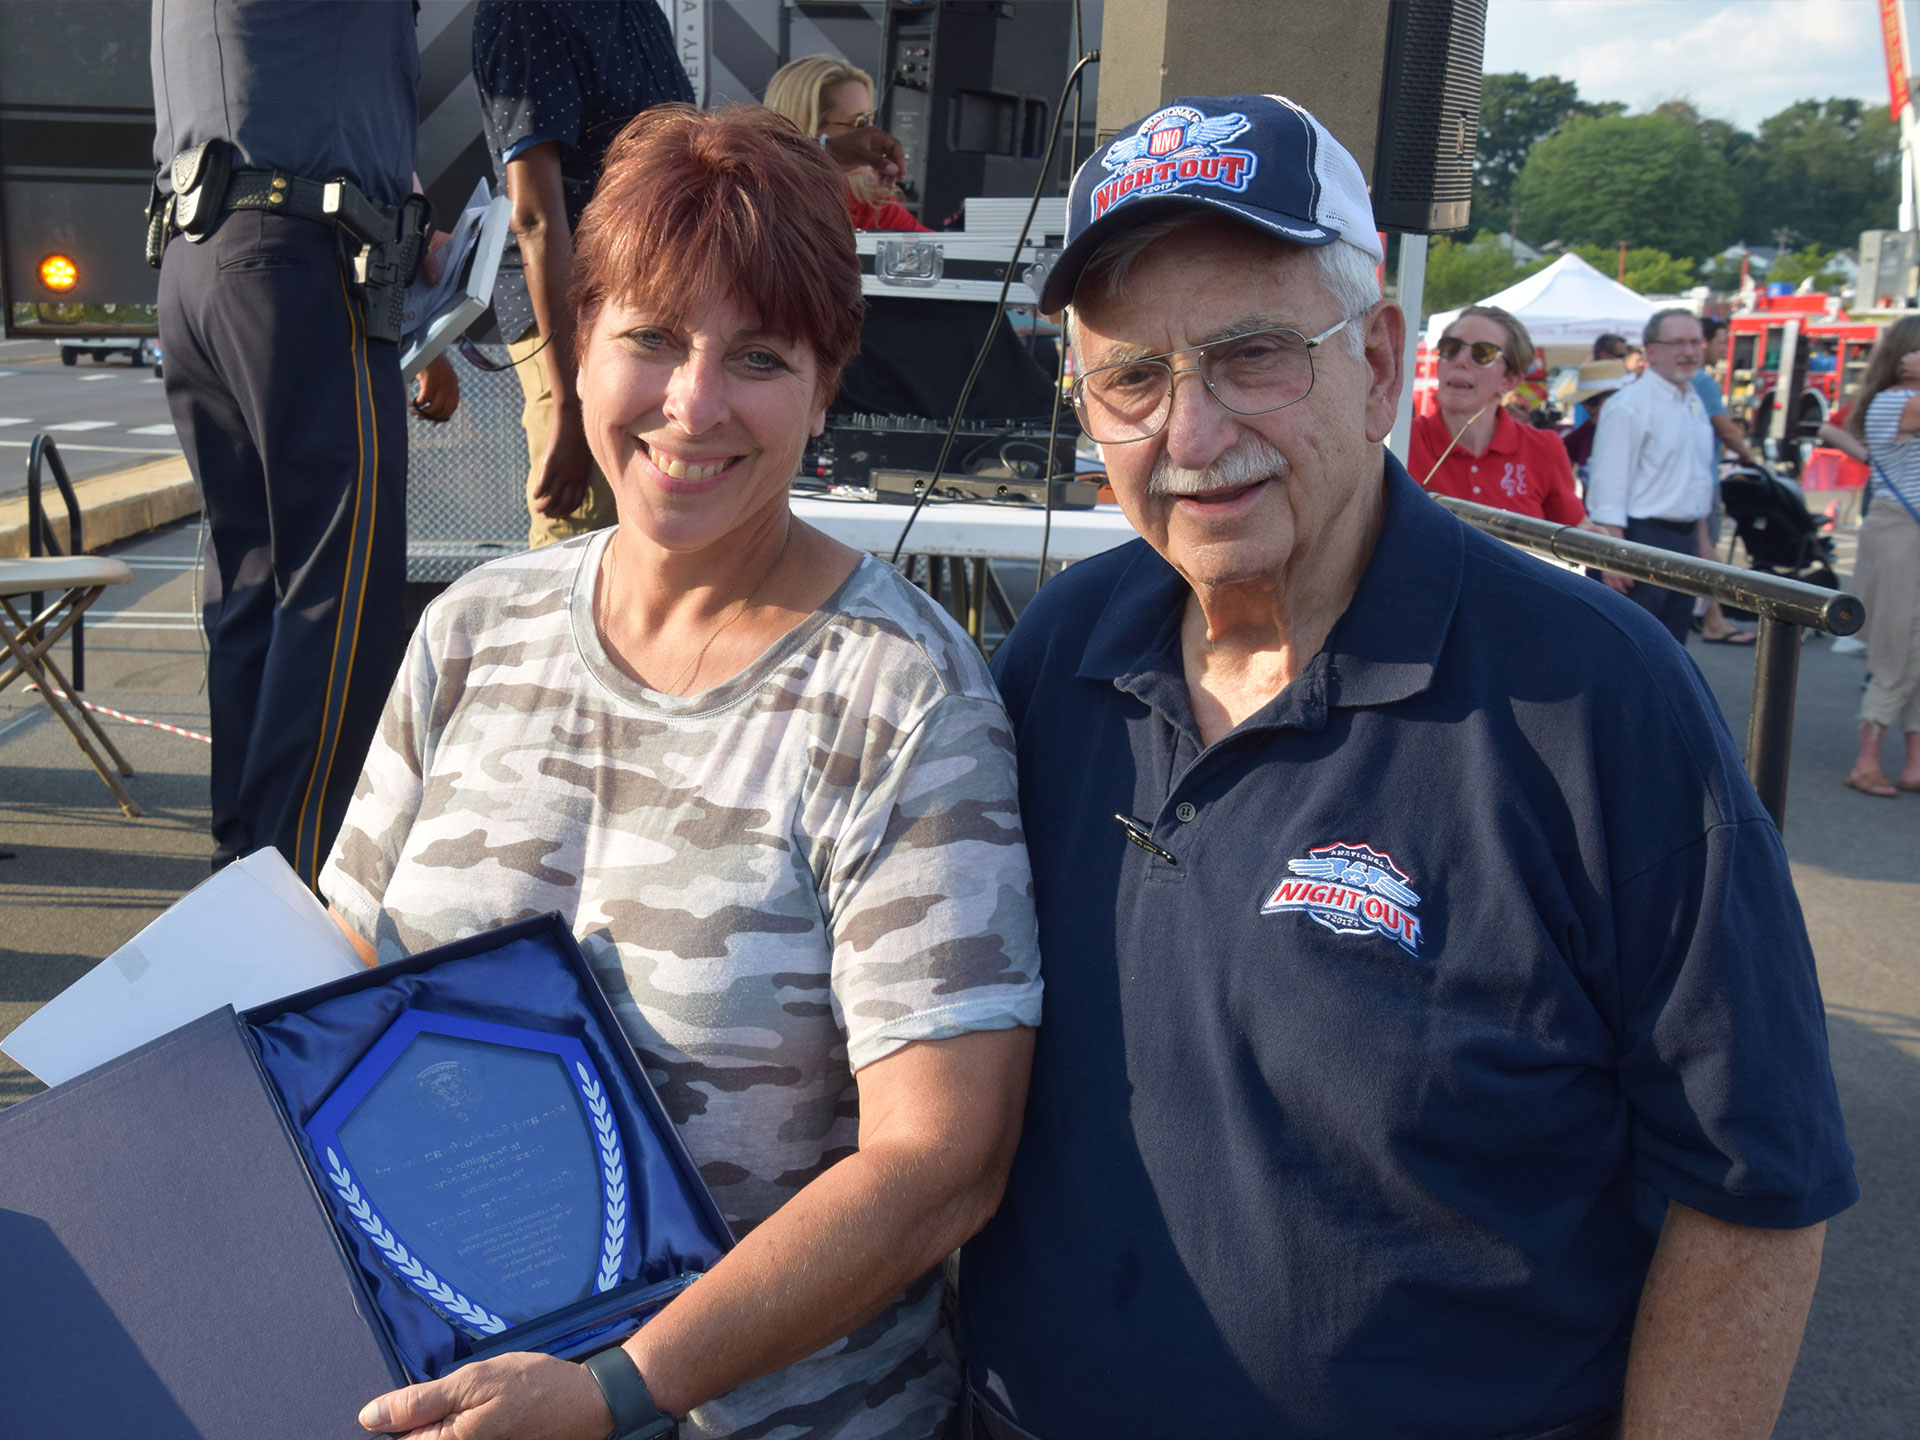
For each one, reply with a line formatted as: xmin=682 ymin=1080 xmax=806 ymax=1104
xmin=1421 ymin=252 xmax=1662 ymax=355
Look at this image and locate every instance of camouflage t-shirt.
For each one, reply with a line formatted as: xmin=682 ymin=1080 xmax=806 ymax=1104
xmin=321 ymin=530 xmax=1043 ymax=1440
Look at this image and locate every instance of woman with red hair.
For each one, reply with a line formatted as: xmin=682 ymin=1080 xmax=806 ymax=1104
xmin=325 ymin=106 xmax=1040 ymax=1440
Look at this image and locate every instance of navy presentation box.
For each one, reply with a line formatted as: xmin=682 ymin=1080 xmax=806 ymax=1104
xmin=0 ymin=914 xmax=733 ymax=1440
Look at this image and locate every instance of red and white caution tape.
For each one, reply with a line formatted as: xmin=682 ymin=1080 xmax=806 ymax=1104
xmin=25 ymin=685 xmax=211 ymax=744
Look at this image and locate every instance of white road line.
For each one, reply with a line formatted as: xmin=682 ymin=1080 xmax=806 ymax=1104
xmin=39 ymin=420 xmax=116 ymax=431
xmin=0 ymin=418 xmax=28 ymax=427
xmin=91 ymin=609 xmax=201 ymax=619
xmin=127 ymin=423 xmax=176 ymax=436
xmin=0 ymin=439 xmax=177 ymax=454
xmin=142 ymin=377 xmax=164 ymax=384
xmin=80 ymin=619 xmax=203 ymax=630
xmin=79 ymin=373 xmax=118 ymax=382
xmin=0 ymin=708 xmax=47 ymax=743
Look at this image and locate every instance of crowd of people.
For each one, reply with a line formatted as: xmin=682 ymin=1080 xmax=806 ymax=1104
xmin=1414 ymin=303 xmax=1763 ymax=646
xmin=1413 ymin=282 xmax=1920 ymax=793
xmin=144 ymin=4 xmax=1863 ymax=1438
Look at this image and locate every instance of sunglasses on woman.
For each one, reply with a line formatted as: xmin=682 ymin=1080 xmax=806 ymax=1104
xmin=1436 ymin=336 xmax=1507 ymax=367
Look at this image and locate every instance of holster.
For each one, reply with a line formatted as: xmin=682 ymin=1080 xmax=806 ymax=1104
xmin=144 ymin=182 xmax=171 ymax=269
xmin=344 ymin=191 xmax=431 ymax=345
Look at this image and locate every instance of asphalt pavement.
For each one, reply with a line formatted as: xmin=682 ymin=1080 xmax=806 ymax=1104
xmin=0 ymin=517 xmax=1914 ymax=1434
xmin=0 ymin=337 xmax=179 ymax=497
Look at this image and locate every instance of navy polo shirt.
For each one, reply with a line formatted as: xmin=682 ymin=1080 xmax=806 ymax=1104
xmin=959 ymin=458 xmax=1855 ymax=1439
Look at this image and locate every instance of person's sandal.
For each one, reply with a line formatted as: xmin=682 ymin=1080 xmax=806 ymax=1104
xmin=1844 ymin=769 xmax=1899 ymax=797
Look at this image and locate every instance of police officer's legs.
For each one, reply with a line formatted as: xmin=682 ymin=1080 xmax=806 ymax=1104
xmin=160 ymin=228 xmax=275 ymax=865
xmin=159 ymin=211 xmax=406 ymax=882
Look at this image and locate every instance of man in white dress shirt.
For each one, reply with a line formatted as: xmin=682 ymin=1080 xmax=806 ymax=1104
xmin=1584 ymin=308 xmax=1717 ymax=645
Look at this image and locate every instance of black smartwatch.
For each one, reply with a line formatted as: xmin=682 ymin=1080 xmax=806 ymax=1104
xmin=580 ymin=1345 xmax=676 ymax=1440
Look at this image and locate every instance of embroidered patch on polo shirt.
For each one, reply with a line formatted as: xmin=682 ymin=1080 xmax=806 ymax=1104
xmin=1261 ymin=841 xmax=1423 ymax=954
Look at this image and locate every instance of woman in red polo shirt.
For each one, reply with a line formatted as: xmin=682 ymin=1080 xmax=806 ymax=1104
xmin=1409 ymin=305 xmax=1586 ymax=525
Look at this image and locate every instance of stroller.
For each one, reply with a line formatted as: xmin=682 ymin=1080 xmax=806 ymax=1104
xmin=1717 ymin=465 xmax=1839 ymax=613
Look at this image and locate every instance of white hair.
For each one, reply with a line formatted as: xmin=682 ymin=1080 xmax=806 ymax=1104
xmin=1065 ymin=215 xmax=1379 ymax=361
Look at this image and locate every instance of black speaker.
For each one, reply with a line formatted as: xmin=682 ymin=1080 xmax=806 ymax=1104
xmin=1370 ymin=0 xmax=1485 ymax=234
xmin=879 ymin=0 xmax=1073 ymax=230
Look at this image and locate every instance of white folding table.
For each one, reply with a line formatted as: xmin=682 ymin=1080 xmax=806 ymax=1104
xmin=793 ymin=495 xmax=1140 ymax=645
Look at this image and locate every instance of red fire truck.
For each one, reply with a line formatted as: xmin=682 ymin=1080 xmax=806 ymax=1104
xmin=1722 ymin=292 xmax=1881 ymax=470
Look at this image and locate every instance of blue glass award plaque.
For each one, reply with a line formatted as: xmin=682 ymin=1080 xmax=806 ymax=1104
xmin=305 ymin=1011 xmax=631 ymax=1338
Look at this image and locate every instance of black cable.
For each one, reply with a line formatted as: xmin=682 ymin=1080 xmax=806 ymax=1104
xmin=456 ymin=333 xmax=549 ymax=372
xmin=998 ymin=438 xmax=1051 ymax=475
xmin=1033 ymin=0 xmax=1090 ymax=595
xmin=887 ymin=48 xmax=1099 ymax=566
xmin=959 ymin=427 xmax=1019 ymax=474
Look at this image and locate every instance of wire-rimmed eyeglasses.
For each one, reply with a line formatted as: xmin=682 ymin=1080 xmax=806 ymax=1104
xmin=1069 ymin=316 xmax=1361 ymax=445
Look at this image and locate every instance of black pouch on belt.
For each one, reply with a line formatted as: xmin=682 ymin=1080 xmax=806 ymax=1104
xmin=170 ymin=137 xmax=234 ymax=242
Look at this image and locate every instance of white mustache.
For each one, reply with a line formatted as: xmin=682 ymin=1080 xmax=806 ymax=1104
xmin=1147 ymin=436 xmax=1290 ymax=497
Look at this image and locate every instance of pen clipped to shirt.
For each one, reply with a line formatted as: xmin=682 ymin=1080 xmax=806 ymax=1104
xmin=1114 ymin=813 xmax=1178 ymax=866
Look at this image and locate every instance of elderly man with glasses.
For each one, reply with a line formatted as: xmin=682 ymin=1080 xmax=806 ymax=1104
xmin=956 ymin=95 xmax=1853 ymax=1440
xmin=1584 ymin=307 xmax=1723 ymax=644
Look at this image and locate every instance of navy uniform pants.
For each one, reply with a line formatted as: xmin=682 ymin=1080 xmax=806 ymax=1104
xmin=158 ymin=211 xmax=406 ymax=884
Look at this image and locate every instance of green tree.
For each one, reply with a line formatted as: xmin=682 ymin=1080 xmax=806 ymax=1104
xmin=1736 ymin=99 xmax=1899 ymax=251
xmin=1765 ymin=243 xmax=1847 ymax=292
xmin=1567 ymin=244 xmax=1699 ymax=296
xmin=1421 ymin=230 xmax=1548 ymax=313
xmin=10 ymin=301 xmax=157 ymax=328
xmin=1512 ymin=112 xmax=1740 ymax=260
xmin=1474 ymin=73 xmax=1623 ymax=235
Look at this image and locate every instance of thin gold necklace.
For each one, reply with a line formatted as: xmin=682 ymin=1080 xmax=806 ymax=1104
xmin=599 ymin=519 xmax=795 ymax=696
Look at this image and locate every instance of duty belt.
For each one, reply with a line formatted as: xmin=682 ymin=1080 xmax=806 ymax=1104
xmin=149 ymin=138 xmax=428 ymax=344
xmin=221 ymin=170 xmax=336 ymax=224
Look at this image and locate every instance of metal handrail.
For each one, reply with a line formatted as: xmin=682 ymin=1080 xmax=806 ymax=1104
xmin=1435 ymin=496 xmax=1862 ymax=833
xmin=26 ymin=434 xmax=89 ymax=689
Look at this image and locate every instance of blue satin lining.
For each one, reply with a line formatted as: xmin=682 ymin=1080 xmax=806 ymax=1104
xmin=250 ymin=932 xmax=730 ymax=1380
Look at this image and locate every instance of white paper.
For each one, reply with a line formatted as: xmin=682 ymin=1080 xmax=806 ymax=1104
xmin=1 ymin=847 xmax=363 ymax=1087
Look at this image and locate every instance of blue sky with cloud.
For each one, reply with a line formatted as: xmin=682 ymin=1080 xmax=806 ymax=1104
xmin=1485 ymin=0 xmax=1906 ymax=129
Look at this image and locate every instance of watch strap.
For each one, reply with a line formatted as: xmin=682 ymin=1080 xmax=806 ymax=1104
xmin=580 ymin=1346 xmax=675 ymax=1440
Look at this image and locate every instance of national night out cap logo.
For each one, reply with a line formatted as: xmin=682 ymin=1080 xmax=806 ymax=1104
xmin=1091 ymin=105 xmax=1259 ymax=221
xmin=1261 ymin=842 xmax=1422 ymax=954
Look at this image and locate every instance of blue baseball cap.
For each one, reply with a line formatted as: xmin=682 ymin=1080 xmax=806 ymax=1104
xmin=1040 ymin=93 xmax=1382 ymax=313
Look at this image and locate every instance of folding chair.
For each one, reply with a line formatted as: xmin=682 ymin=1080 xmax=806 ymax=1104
xmin=0 ymin=554 xmax=141 ymax=816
